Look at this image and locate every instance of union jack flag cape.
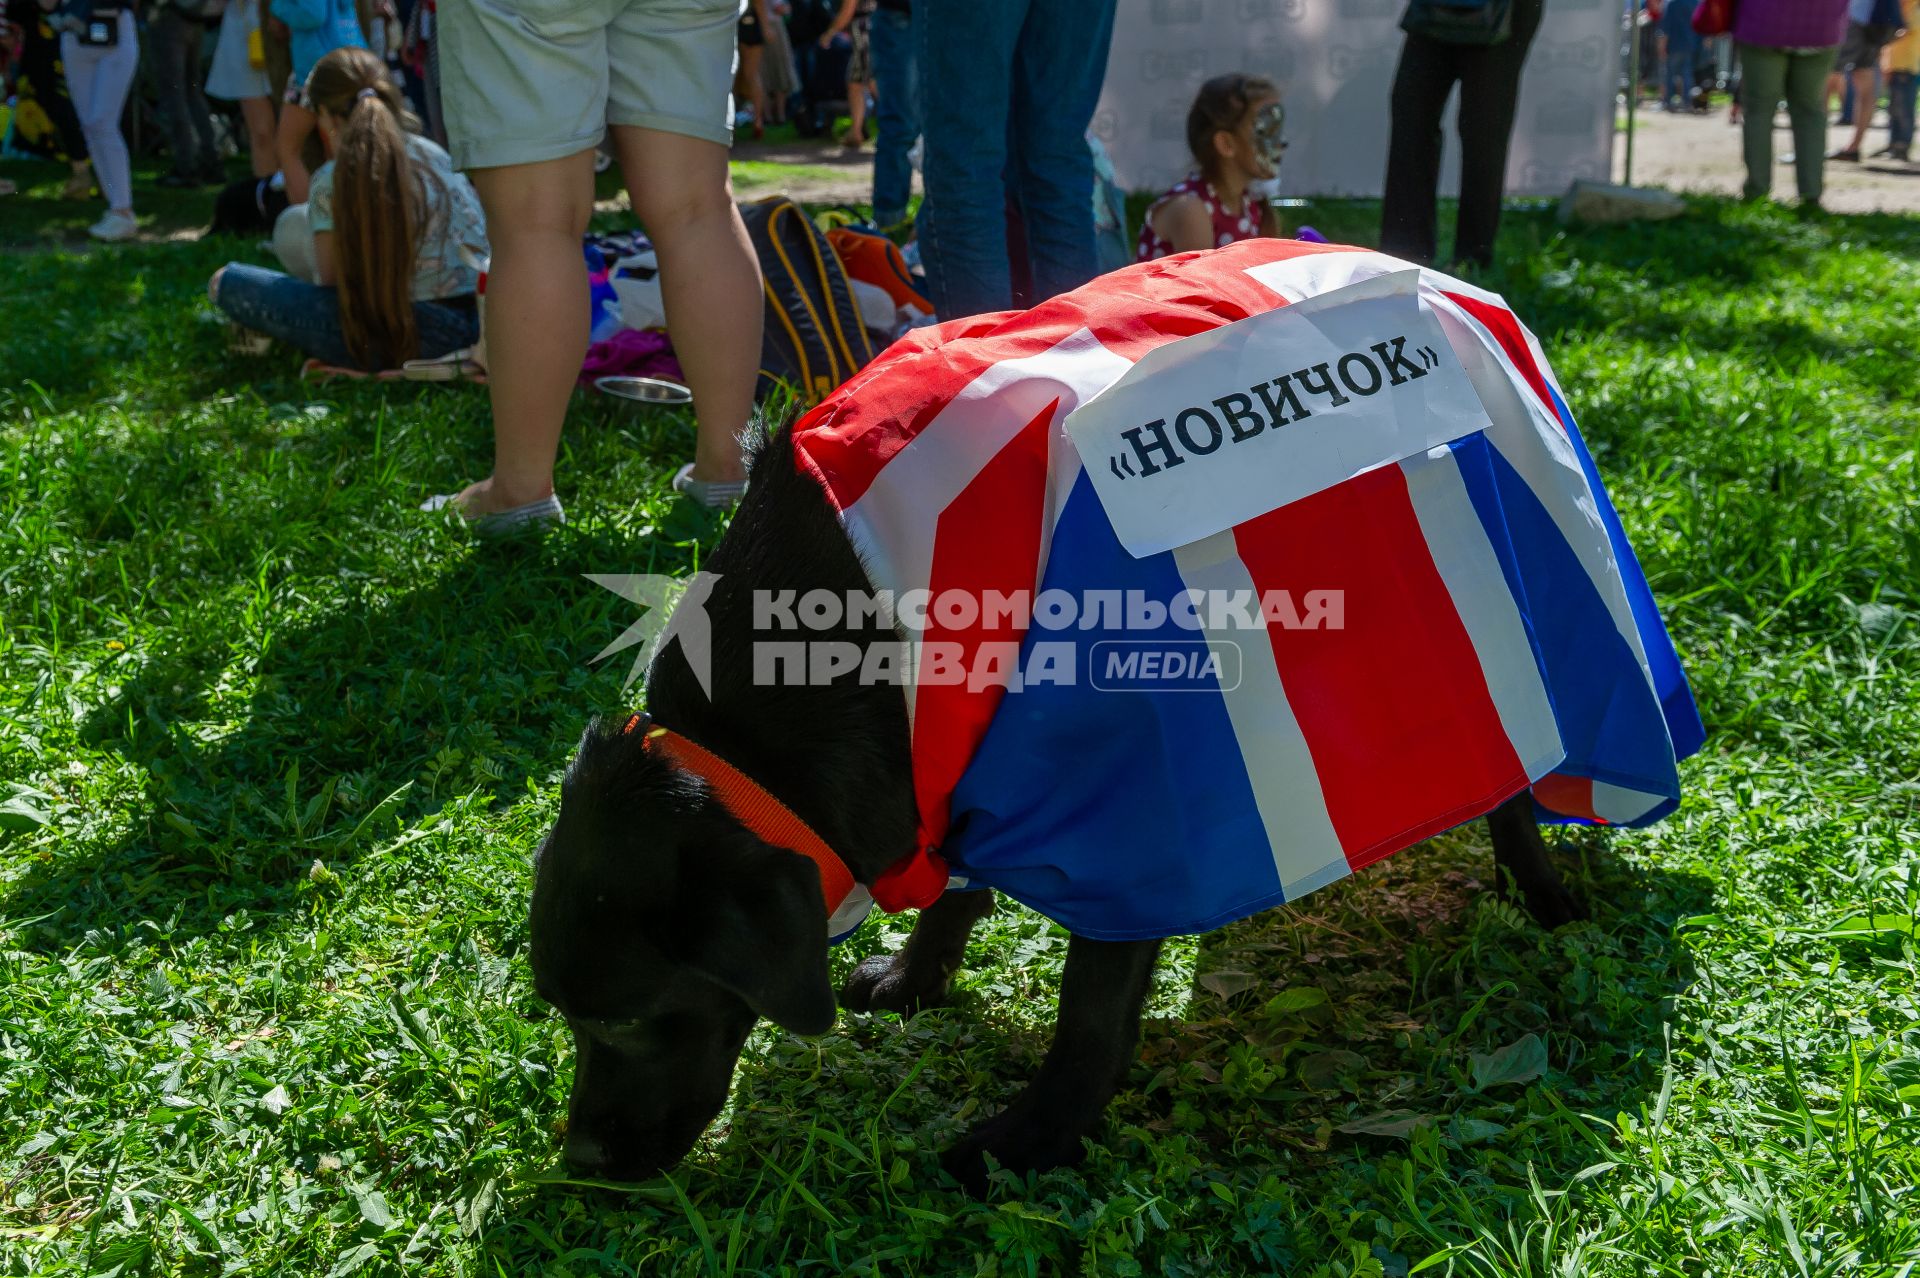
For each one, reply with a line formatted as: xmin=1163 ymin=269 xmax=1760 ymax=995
xmin=792 ymin=240 xmax=1703 ymax=941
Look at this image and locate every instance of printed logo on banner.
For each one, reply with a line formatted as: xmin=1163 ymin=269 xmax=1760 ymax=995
xmin=1329 ymin=44 xmax=1396 ymax=81
xmin=1092 ymin=0 xmax=1616 ymax=198
xmin=1144 ymin=163 xmax=1188 ymax=191
xmin=1150 ymin=0 xmax=1204 ymax=23
xmin=1534 ymin=36 xmax=1607 ymax=72
xmin=1063 ymin=271 xmax=1491 ymax=560
xmin=1238 ymin=0 xmax=1308 ymax=20
xmin=1090 ymin=108 xmax=1117 ymax=141
xmin=1535 ymin=96 xmax=1593 ymax=135
xmin=1249 ymin=39 xmax=1299 ymax=81
xmin=1521 ymin=159 xmax=1603 ymax=188
xmin=1142 ymin=49 xmax=1209 ymax=82
xmin=1151 ymin=102 xmax=1189 ymax=141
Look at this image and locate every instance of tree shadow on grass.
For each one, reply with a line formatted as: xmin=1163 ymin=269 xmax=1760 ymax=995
xmin=3 ymin=518 xmax=697 ymax=958
xmin=470 ymin=825 xmax=1711 ymax=1275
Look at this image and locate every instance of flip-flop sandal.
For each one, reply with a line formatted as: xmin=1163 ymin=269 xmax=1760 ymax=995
xmin=300 ymin=358 xmax=407 ymax=382
xmin=402 ymin=347 xmax=488 ymax=384
xmin=420 ymin=491 xmax=566 ymax=534
xmin=671 ymin=463 xmax=746 ymax=509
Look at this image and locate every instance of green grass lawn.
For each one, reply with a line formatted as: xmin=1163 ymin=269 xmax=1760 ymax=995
xmin=1 ymin=180 xmax=1917 ymax=1277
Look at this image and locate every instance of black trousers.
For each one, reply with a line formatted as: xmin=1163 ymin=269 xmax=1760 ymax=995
xmin=1380 ymin=0 xmax=1543 ymax=270
xmin=148 ymin=7 xmax=219 ymax=175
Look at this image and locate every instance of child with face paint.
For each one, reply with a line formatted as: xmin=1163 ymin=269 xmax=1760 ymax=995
xmin=1136 ymin=73 xmax=1287 ymax=262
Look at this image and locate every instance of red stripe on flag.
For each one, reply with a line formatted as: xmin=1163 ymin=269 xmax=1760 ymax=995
xmin=794 ymin=239 xmax=1361 ymax=507
xmin=1442 ymin=292 xmax=1558 ymax=419
xmin=1531 ymin=773 xmax=1607 ymax=824
xmin=1231 ymin=464 xmax=1529 ymax=869
xmin=906 ymin=398 xmax=1058 ymax=857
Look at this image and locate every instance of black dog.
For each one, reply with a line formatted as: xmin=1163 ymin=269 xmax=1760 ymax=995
xmin=204 ymin=176 xmax=289 ymax=240
xmin=530 ymin=426 xmax=1586 ymax=1191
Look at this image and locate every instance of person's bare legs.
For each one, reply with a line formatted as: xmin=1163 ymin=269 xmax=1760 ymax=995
xmin=737 ymin=45 xmax=766 ymax=133
xmin=278 ymin=100 xmax=316 ymax=203
xmin=846 ymin=80 xmax=869 ymax=145
xmin=1845 ymin=65 xmax=1877 ymax=154
xmin=611 ymin=125 xmax=756 ymax=485
xmin=62 ymin=159 xmax=94 ymax=199
xmin=449 ymin=149 xmax=598 ymax=514
xmin=240 ymin=96 xmax=278 ymax=178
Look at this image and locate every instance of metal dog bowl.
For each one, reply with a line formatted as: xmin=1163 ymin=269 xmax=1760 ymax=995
xmin=595 ymin=375 xmax=692 ymax=406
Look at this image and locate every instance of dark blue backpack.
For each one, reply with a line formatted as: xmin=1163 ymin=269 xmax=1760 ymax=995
xmin=1402 ymin=0 xmax=1513 ymax=45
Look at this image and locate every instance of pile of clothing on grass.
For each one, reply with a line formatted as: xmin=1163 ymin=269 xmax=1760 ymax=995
xmin=300 ymin=195 xmax=926 ymax=406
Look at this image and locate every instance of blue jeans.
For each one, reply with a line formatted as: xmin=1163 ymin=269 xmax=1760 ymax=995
xmin=915 ymin=0 xmax=1118 ymax=319
xmin=869 ymin=7 xmax=918 ymax=228
xmin=215 ymin=263 xmax=480 ymax=370
xmin=1663 ymin=27 xmax=1699 ymax=107
xmin=1891 ymin=70 xmax=1916 ymax=154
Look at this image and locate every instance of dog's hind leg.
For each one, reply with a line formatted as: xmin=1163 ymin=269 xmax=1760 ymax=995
xmin=941 ymin=935 xmax=1162 ymax=1194
xmin=1487 ymin=791 xmax=1588 ymax=928
xmin=840 ymin=888 xmax=997 ymax=1017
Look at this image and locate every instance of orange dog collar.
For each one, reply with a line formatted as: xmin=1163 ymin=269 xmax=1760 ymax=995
xmin=626 ymin=714 xmax=857 ymax=914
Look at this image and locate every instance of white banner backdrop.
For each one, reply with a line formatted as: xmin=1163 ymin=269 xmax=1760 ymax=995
xmin=1092 ymin=0 xmax=1617 ymax=199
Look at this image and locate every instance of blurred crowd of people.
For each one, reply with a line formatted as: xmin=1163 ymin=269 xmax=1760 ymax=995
xmin=6 ymin=0 xmax=1897 ymax=533
xmin=1639 ymin=0 xmax=1914 ymax=208
xmin=0 ymin=0 xmax=404 ymax=237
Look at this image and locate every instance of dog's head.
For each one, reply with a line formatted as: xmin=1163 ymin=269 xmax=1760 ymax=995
xmin=529 ymin=719 xmax=836 ymax=1181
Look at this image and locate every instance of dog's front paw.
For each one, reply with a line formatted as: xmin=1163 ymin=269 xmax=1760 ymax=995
xmin=839 ymin=951 xmax=955 ymax=1017
xmin=940 ymin=1108 xmax=1088 ymax=1196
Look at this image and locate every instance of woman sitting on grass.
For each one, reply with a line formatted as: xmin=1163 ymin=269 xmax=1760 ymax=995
xmin=210 ymin=46 xmax=488 ymax=373
xmin=1136 ymin=73 xmax=1285 ymax=261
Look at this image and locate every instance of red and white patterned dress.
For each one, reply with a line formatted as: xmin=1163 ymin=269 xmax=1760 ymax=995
xmin=1135 ymin=175 xmax=1269 ymax=262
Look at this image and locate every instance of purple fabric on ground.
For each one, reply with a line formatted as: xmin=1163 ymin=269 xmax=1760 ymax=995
xmin=580 ymin=328 xmax=684 ymax=387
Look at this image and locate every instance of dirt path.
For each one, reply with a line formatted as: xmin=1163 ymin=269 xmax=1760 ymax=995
xmin=1613 ymin=101 xmax=1920 ymax=212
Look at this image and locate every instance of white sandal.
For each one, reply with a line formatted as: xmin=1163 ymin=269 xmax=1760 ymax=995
xmin=420 ymin=491 xmax=566 ymax=534
xmin=671 ymin=463 xmax=746 ymax=509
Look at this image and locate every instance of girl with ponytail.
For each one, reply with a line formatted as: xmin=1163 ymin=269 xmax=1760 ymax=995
xmin=210 ymin=45 xmax=488 ymax=372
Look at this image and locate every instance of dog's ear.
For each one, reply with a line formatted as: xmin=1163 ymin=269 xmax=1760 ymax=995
xmin=682 ymin=831 xmax=837 ymax=1036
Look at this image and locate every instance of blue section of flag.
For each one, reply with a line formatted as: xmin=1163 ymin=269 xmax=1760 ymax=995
xmin=1448 ymin=434 xmax=1684 ymax=818
xmin=944 ymin=473 xmax=1288 ymax=940
xmin=1546 ymin=385 xmax=1707 ymax=762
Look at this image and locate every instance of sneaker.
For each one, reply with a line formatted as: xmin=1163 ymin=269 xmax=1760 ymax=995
xmin=87 ymin=210 xmax=138 ymax=242
xmin=226 ymin=322 xmax=273 ymax=356
xmin=1829 ymin=148 xmax=1862 ymax=162
xmin=156 ymin=169 xmax=203 ymax=189
xmin=61 ymin=172 xmax=96 ymax=200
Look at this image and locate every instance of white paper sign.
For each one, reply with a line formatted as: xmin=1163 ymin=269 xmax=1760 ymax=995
xmin=1063 ymin=270 xmax=1490 ymax=560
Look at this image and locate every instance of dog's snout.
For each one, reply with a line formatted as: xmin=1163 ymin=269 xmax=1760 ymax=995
xmin=563 ymin=1126 xmax=614 ymax=1176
